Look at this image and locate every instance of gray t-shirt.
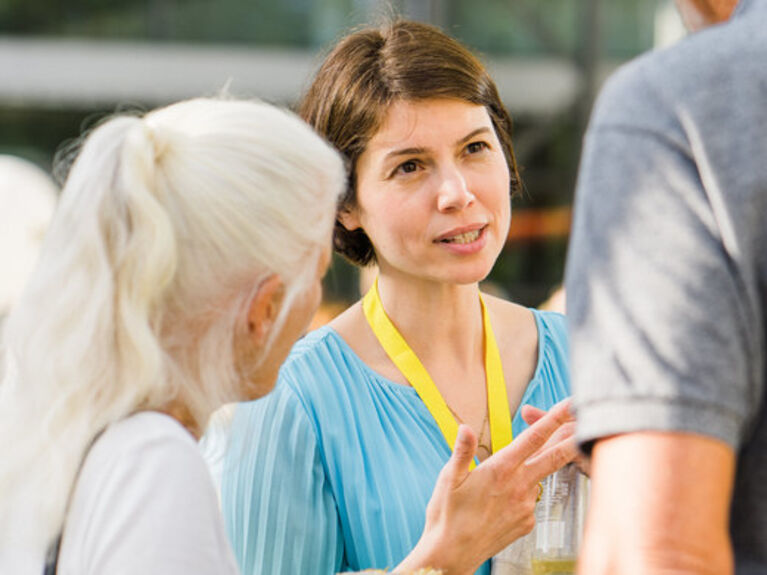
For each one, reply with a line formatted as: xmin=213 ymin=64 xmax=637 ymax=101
xmin=566 ymin=0 xmax=767 ymax=571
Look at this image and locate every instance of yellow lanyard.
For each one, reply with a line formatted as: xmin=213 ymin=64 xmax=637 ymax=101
xmin=362 ymin=279 xmax=512 ymax=469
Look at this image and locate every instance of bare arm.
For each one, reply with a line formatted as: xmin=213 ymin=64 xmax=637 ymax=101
xmin=578 ymin=431 xmax=736 ymax=575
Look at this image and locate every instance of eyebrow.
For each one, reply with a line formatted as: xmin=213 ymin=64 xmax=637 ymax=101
xmin=456 ymin=127 xmax=493 ymax=146
xmin=382 ymin=126 xmax=493 ymax=162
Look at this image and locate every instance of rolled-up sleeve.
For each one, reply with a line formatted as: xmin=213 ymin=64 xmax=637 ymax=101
xmin=565 ymin=62 xmax=760 ymax=452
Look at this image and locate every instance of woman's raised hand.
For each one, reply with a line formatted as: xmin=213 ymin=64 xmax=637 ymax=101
xmin=395 ymin=399 xmax=578 ymax=575
xmin=520 ymin=403 xmax=590 ymax=477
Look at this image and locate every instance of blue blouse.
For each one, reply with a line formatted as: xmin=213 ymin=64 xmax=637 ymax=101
xmin=221 ymin=310 xmax=570 ymax=575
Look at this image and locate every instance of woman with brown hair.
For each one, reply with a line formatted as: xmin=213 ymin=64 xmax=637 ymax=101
xmin=215 ymin=20 xmax=573 ymax=575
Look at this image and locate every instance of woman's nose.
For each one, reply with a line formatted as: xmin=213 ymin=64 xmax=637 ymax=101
xmin=436 ymin=166 xmax=475 ymax=212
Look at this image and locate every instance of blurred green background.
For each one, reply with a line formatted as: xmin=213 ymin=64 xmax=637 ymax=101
xmin=0 ymin=0 xmax=686 ymax=311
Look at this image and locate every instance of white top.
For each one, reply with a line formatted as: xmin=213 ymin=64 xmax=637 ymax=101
xmin=58 ymin=411 xmax=240 ymax=575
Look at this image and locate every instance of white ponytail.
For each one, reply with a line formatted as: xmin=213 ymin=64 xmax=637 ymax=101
xmin=0 ymin=98 xmax=345 ymax=566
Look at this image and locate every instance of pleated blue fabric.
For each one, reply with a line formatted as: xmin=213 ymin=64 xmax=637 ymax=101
xmin=221 ymin=310 xmax=570 ymax=575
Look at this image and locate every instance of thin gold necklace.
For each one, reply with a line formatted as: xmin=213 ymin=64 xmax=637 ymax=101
xmin=446 ymin=403 xmax=491 ymax=457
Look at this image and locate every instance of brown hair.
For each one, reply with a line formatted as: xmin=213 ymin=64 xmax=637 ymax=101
xmin=299 ymin=19 xmax=521 ymax=266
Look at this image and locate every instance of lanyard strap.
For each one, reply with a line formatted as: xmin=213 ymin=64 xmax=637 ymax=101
xmin=362 ymin=279 xmax=512 ymax=468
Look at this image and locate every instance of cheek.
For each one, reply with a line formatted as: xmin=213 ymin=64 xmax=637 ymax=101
xmin=472 ymin=166 xmax=512 ymax=235
xmin=498 ymin=194 xmax=512 ymax=239
xmin=294 ymin=283 xmax=323 ymax=334
xmin=361 ymin=208 xmax=412 ymax=252
xmin=475 ymin=168 xmax=510 ymax=209
xmin=382 ymin=214 xmax=428 ymax=258
xmin=494 ymin=163 xmax=513 ymax=209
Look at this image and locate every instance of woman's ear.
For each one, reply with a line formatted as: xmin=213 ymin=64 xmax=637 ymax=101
xmin=246 ymin=275 xmax=285 ymax=346
xmin=337 ymin=206 xmax=361 ymax=232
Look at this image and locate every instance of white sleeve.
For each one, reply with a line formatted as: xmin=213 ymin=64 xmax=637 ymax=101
xmin=59 ymin=415 xmax=240 ymax=575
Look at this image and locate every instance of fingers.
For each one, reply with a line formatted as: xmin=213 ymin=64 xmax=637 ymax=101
xmin=501 ymin=399 xmax=573 ymax=466
xmin=523 ymin=419 xmax=576 ymax=462
xmin=522 ymin=402 xmax=577 ymax=427
xmin=520 ymin=404 xmax=546 ymax=426
xmin=524 ymin=435 xmax=579 ymax=481
xmin=441 ymin=424 xmax=477 ymax=488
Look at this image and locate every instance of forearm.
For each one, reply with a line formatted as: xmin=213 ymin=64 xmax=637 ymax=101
xmin=578 ymin=432 xmax=735 ymax=575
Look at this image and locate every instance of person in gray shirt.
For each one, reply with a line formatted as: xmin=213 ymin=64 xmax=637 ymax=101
xmin=566 ymin=0 xmax=766 ymax=573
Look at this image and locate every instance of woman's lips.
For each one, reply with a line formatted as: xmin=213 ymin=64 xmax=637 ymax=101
xmin=435 ymin=225 xmax=488 ymax=254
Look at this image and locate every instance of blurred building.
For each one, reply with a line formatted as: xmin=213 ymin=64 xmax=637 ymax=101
xmin=0 ymin=0 xmax=685 ymax=307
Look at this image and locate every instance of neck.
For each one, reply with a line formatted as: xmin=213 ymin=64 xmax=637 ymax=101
xmin=375 ymin=271 xmax=484 ymax=368
xmin=159 ymin=400 xmax=202 ymax=439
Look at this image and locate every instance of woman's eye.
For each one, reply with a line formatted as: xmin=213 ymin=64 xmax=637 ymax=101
xmin=395 ymin=160 xmax=419 ymax=175
xmin=466 ymin=141 xmax=489 ymax=154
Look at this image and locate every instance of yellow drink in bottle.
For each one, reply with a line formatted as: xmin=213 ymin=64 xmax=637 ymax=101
xmin=530 ymin=558 xmax=576 ymax=574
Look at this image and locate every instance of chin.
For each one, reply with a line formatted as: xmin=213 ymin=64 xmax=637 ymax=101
xmin=440 ymin=261 xmax=495 ymax=286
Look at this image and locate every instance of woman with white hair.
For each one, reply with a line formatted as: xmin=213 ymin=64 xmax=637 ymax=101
xmin=0 ymin=98 xmax=345 ymax=575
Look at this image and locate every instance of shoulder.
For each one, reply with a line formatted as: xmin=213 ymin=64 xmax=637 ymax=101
xmin=278 ymin=324 xmax=349 ymax=393
xmin=592 ymin=18 xmax=755 ymax=135
xmin=532 ymin=309 xmax=569 ymax=372
xmin=587 ymin=51 xmax=674 ymax=139
xmin=283 ymin=324 xmax=338 ymax=364
xmin=106 ymin=409 xmax=193 ymax=440
xmin=527 ymin=309 xmax=570 ymax=399
xmin=481 ymin=293 xmax=568 ymax=345
xmin=482 ymin=295 xmax=539 ymax=383
xmin=282 ymin=325 xmax=343 ymax=371
xmin=484 ymin=296 xmax=570 ymax=403
xmin=63 ymin=413 xmax=238 ymax=575
xmin=83 ymin=412 xmax=209 ymax=493
xmin=70 ymin=412 xmax=218 ymax=529
xmin=93 ymin=411 xmax=198 ymax=461
xmin=533 ymin=310 xmax=568 ymax=347
xmin=482 ymin=294 xmax=569 ymax=347
xmin=483 ymin=293 xmax=537 ymax=345
xmin=482 ymin=294 xmax=535 ymax=333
